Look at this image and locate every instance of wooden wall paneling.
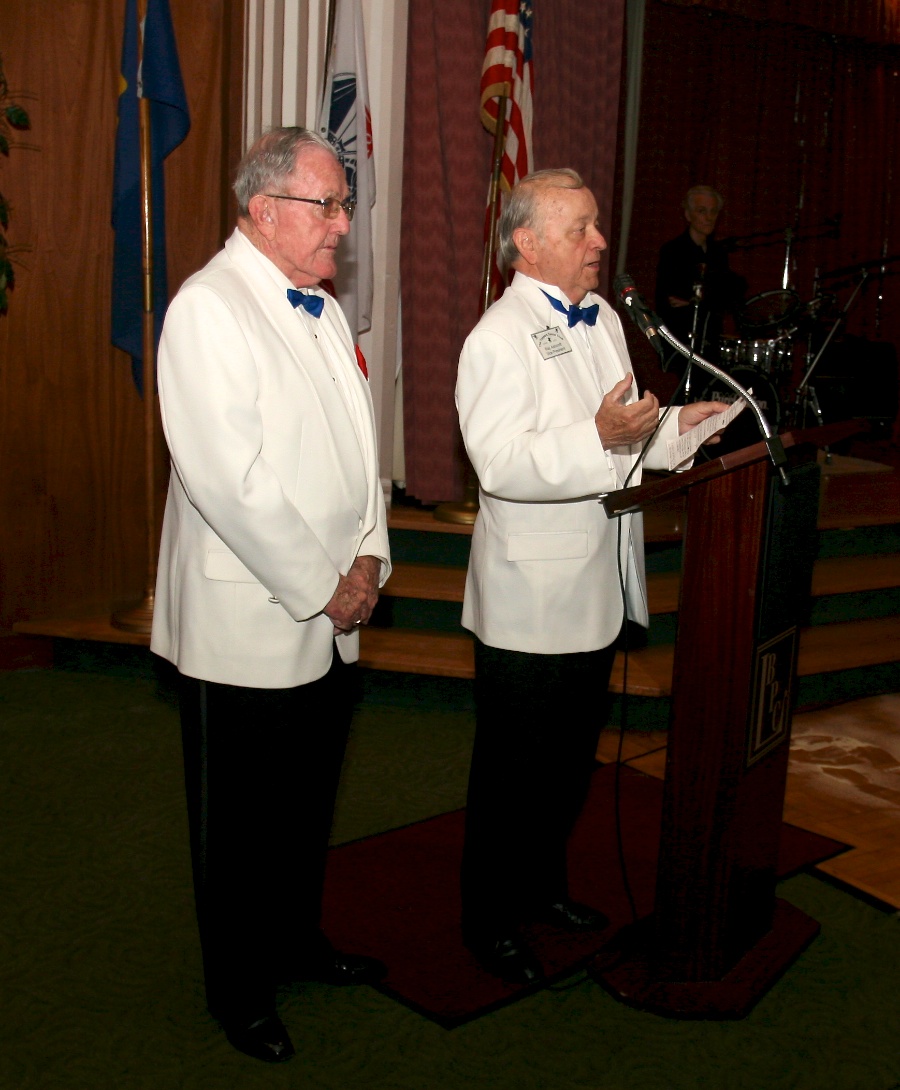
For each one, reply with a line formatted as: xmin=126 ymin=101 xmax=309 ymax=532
xmin=0 ymin=0 xmax=234 ymax=634
xmin=220 ymin=0 xmax=246 ymax=241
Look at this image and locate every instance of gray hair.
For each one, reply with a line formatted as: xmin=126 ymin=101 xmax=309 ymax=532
xmin=233 ymin=127 xmax=338 ymax=216
xmin=684 ymin=185 xmax=724 ymax=213
xmin=497 ymin=168 xmax=585 ymax=272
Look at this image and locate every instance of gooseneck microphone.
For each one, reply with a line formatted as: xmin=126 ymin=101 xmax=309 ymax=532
xmin=613 ymin=272 xmax=789 ymax=484
xmin=613 ymin=274 xmax=664 ymax=356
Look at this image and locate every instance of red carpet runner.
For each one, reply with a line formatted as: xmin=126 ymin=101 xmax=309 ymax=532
xmin=321 ymin=763 xmax=847 ymax=1027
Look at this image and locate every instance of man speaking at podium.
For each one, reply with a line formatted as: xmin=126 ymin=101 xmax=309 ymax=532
xmin=455 ymin=168 xmax=727 ymax=986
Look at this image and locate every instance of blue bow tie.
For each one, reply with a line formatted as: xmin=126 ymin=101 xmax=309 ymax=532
xmin=542 ymin=290 xmax=599 ymax=327
xmin=287 ymin=288 xmax=324 ymax=318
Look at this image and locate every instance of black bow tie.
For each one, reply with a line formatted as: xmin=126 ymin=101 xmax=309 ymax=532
xmin=542 ymin=290 xmax=599 ymax=327
xmin=287 ymin=288 xmax=324 ymax=318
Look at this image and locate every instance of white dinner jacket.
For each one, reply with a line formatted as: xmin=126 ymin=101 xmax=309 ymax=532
xmin=151 ymin=229 xmax=390 ymax=688
xmin=455 ymin=272 xmax=682 ymax=655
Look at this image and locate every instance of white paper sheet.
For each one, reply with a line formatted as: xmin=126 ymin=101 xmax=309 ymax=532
xmin=666 ymin=396 xmax=748 ymax=471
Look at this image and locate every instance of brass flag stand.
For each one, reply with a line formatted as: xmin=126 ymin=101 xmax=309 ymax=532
xmin=113 ymin=0 xmax=159 ymax=634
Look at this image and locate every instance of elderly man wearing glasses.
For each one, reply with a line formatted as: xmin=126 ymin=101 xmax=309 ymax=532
xmin=151 ymin=127 xmax=390 ymax=1064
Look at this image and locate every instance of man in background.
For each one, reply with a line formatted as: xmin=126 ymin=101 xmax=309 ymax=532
xmin=654 ymin=184 xmax=746 ymax=368
xmin=151 ymin=127 xmax=390 ymax=1063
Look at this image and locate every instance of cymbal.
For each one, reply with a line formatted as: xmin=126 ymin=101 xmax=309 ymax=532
xmin=823 ymin=268 xmax=900 ymax=293
xmin=820 ymin=253 xmax=900 ymax=279
xmin=739 ymin=288 xmax=799 ymax=333
xmin=799 ymin=293 xmax=837 ymax=319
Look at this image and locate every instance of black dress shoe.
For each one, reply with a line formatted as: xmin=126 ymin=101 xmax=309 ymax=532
xmin=224 ymin=1014 xmax=295 ymax=1064
xmin=534 ymin=898 xmax=609 ymax=932
xmin=310 ymin=948 xmax=388 ymax=986
xmin=465 ymin=929 xmax=545 ymax=986
xmin=290 ymin=931 xmax=388 ymax=986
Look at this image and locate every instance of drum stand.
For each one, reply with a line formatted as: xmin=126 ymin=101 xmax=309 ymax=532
xmin=791 ymin=272 xmax=867 ymax=431
xmin=683 ymin=299 xmax=701 ymax=397
xmin=683 ymin=285 xmax=711 ymax=399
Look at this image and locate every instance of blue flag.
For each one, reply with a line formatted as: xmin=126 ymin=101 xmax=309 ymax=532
xmin=111 ymin=0 xmax=190 ymax=392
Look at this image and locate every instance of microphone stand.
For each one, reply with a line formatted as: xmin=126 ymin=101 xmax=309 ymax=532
xmin=655 ymin=320 xmax=790 ymax=486
xmin=684 ymin=282 xmax=704 ymax=398
xmin=614 ymin=274 xmax=788 ymax=483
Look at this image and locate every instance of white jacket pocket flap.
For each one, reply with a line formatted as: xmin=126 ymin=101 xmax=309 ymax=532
xmin=204 ymin=550 xmax=260 ymax=584
xmin=507 ymin=531 xmax=588 ymax=562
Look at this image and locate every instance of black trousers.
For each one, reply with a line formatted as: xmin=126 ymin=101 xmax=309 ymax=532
xmin=461 ymin=638 xmax=616 ymax=936
xmin=178 ymin=646 xmax=354 ymax=1023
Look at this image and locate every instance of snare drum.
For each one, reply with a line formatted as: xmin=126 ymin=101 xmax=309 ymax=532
xmin=718 ymin=335 xmax=791 ymax=375
xmin=735 ymin=337 xmax=792 ymax=374
xmin=718 ymin=335 xmax=740 ymax=367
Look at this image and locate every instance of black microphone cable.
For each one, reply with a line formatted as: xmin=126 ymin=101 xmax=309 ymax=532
xmin=603 ymin=356 xmax=692 ymax=928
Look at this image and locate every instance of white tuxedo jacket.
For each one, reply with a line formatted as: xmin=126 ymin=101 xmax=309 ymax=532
xmin=151 ymin=229 xmax=390 ymax=688
xmin=456 ymin=272 xmax=683 ymax=655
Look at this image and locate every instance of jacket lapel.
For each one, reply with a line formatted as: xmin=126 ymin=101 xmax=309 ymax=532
xmin=224 ymin=231 xmax=368 ymax=517
xmin=512 ymin=275 xmax=603 ymax=416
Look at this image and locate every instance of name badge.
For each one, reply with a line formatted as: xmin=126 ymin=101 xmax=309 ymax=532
xmin=531 ymin=326 xmax=573 ymax=360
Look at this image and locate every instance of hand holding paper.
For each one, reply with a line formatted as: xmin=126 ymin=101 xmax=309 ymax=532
xmin=667 ymin=398 xmax=746 ymax=470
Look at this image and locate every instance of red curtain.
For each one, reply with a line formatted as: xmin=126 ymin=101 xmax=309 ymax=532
xmin=400 ymin=0 xmax=626 ymax=503
xmin=400 ymin=0 xmax=900 ymax=504
xmin=659 ymin=0 xmax=900 ymax=47
xmin=617 ymin=1 xmax=900 ymax=418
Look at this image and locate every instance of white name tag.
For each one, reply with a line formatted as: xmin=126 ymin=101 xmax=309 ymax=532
xmin=531 ymin=326 xmax=573 ymax=359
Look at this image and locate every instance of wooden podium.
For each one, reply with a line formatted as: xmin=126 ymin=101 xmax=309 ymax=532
xmin=589 ymin=423 xmax=857 ymax=1019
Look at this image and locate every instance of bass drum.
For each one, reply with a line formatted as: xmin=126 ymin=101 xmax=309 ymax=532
xmin=696 ymin=365 xmax=782 ymax=457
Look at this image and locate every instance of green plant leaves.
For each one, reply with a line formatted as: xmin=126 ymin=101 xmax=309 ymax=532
xmin=0 ymin=50 xmax=32 ymax=314
xmin=4 ymin=104 xmax=29 ymax=130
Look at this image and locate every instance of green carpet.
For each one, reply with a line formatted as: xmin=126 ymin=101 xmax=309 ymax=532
xmin=1 ymin=664 xmax=899 ymax=1090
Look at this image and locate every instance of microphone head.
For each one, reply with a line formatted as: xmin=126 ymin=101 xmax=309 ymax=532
xmin=613 ymin=272 xmax=636 ymax=298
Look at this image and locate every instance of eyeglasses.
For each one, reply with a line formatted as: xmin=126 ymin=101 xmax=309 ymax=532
xmin=264 ymin=194 xmax=356 ymax=221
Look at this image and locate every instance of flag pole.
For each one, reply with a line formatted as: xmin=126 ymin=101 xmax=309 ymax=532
xmin=113 ymin=0 xmax=159 ymax=634
xmin=434 ymin=94 xmax=508 ymax=526
xmin=480 ymin=92 xmax=507 ymax=316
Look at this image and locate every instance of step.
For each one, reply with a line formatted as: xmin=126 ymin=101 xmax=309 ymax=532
xmin=15 ymin=552 xmax=900 ymax=679
xmin=382 ymin=562 xmax=467 ymax=602
xmin=359 ymin=615 xmax=900 ymax=695
xmin=358 ymin=628 xmax=473 ymax=678
xmin=810 ymin=553 xmax=900 ymax=596
xmin=357 ymin=628 xmax=671 ymax=690
xmin=390 ymin=462 xmax=899 ymax=541
xmin=380 ymin=553 xmax=900 ymax=615
xmin=643 ymin=552 xmax=900 ymax=615
xmin=796 ymin=616 xmax=900 ymax=677
xmin=389 ymin=496 xmax=685 ymax=544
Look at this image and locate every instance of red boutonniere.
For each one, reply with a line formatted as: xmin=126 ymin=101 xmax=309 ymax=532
xmin=319 ymin=280 xmax=367 ymax=379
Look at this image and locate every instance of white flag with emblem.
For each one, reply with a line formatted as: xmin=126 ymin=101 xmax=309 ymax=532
xmin=318 ymin=0 xmax=375 ymax=339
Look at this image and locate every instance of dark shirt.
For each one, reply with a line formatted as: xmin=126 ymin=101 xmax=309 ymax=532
xmin=654 ymin=230 xmax=746 ymax=362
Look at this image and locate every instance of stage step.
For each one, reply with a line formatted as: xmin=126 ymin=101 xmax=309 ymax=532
xmin=10 ymin=459 xmax=899 ymax=703
xmin=359 ymin=615 xmax=900 ymax=696
xmin=380 ymin=553 xmax=900 ymax=616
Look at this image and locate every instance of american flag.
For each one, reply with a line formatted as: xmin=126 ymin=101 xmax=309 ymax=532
xmin=480 ymin=0 xmax=534 ymax=192
xmin=479 ymin=0 xmax=534 ymax=305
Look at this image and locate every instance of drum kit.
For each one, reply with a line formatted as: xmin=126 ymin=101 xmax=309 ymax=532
xmin=695 ymin=286 xmax=809 ymax=438
xmin=666 ymin=215 xmax=869 ymax=447
xmin=690 ymin=251 xmax=898 ymax=450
